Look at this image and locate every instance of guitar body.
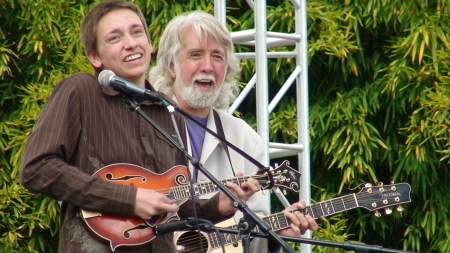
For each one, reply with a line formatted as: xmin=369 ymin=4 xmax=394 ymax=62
xmin=80 ymin=163 xmax=190 ymax=252
xmin=174 ymin=218 xmax=242 ymax=253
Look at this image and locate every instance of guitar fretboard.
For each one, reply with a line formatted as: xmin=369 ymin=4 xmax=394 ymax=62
xmin=207 ymin=193 xmax=359 ymax=249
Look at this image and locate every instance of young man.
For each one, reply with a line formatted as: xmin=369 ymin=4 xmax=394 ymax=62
xmin=20 ymin=1 xmax=259 ymax=252
xmin=150 ymin=10 xmax=318 ymax=252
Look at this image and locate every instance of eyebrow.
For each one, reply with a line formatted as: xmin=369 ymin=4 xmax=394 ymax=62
xmin=186 ymin=48 xmax=225 ymax=55
xmin=106 ymin=24 xmax=144 ymax=35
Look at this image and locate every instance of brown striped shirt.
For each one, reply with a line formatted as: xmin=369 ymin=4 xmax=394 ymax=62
xmin=20 ymin=73 xmax=228 ymax=252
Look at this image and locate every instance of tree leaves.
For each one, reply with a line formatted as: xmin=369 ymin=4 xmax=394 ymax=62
xmin=1 ymin=0 xmax=450 ymax=252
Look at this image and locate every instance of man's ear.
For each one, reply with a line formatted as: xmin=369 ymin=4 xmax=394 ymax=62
xmin=87 ymin=52 xmax=103 ymax=68
xmin=169 ymin=63 xmax=176 ymax=78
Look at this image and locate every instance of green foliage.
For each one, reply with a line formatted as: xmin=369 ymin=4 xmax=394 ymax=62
xmin=2 ymin=0 xmax=450 ymax=252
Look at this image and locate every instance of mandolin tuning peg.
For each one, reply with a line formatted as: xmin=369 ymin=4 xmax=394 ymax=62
xmin=396 ymin=205 xmax=404 ymax=212
xmin=384 ymin=208 xmax=392 ymax=215
xmin=283 ymin=189 xmax=287 ymax=195
xmin=374 ymin=210 xmax=381 ymax=217
xmin=377 ymin=182 xmax=383 ymax=186
xmin=365 ymin=183 xmax=372 ymax=187
xmin=390 ymin=180 xmax=395 ymax=184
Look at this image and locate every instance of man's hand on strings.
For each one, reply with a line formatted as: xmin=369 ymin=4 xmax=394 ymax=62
xmin=277 ymin=200 xmax=318 ymax=236
xmin=133 ymin=188 xmax=179 ymax=220
xmin=217 ymin=172 xmax=260 ymax=216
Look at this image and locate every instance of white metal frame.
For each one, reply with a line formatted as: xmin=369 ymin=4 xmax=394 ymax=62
xmin=214 ymin=0 xmax=312 ymax=252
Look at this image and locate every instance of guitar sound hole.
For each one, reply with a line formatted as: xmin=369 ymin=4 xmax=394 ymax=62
xmin=176 ymin=231 xmax=209 ymax=252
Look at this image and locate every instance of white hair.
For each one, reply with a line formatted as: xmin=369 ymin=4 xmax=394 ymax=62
xmin=149 ymin=10 xmax=241 ymax=109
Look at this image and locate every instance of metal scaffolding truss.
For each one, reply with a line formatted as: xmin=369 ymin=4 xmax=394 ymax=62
xmin=214 ymin=0 xmax=312 ymax=251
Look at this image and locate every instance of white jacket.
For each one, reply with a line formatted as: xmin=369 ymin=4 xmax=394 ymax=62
xmin=187 ymin=108 xmax=271 ymax=252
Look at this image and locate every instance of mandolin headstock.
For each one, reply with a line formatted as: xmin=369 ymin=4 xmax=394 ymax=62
xmin=257 ymin=160 xmax=301 ymax=192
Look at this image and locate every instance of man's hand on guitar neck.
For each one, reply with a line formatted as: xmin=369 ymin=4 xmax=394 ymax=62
xmin=278 ymin=200 xmax=318 ymax=236
xmin=133 ymin=188 xmax=179 ymax=220
xmin=217 ymin=172 xmax=261 ymax=216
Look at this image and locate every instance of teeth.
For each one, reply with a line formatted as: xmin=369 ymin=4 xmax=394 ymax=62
xmin=196 ymin=79 xmax=212 ymax=83
xmin=125 ymin=54 xmax=141 ymax=62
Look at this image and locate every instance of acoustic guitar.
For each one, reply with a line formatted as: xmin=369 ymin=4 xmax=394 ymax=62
xmin=80 ymin=160 xmax=300 ymax=252
xmin=174 ymin=182 xmax=412 ymax=253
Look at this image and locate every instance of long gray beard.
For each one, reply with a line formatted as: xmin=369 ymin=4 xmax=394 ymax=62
xmin=174 ymin=77 xmax=220 ymax=108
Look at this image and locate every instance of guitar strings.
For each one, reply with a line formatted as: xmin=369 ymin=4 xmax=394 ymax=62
xmin=174 ymin=211 xmax=292 ymax=252
xmin=175 ymin=231 xmax=210 ymax=253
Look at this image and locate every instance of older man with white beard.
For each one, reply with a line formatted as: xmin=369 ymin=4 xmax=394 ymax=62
xmin=149 ymin=10 xmax=317 ymax=253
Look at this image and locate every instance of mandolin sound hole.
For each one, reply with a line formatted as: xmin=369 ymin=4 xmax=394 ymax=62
xmin=175 ymin=231 xmax=209 ymax=253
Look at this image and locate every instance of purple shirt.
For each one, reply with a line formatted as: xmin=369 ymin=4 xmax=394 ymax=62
xmin=185 ymin=115 xmax=207 ymax=182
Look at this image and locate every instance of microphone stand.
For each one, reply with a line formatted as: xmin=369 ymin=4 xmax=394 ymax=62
xmin=120 ymin=93 xmax=296 ymax=253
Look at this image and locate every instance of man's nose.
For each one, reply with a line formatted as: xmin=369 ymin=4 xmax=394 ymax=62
xmin=199 ymin=56 xmax=214 ymax=72
xmin=124 ymin=34 xmax=138 ymax=49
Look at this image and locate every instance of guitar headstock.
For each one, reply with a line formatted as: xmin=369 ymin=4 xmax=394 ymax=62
xmin=355 ymin=182 xmax=411 ymax=216
xmin=257 ymin=160 xmax=301 ymax=192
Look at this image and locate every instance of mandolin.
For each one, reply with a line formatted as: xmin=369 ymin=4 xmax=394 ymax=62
xmin=174 ymin=182 xmax=412 ymax=253
xmin=80 ymin=160 xmax=300 ymax=252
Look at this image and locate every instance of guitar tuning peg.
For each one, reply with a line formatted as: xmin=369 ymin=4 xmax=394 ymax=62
xmin=384 ymin=208 xmax=392 ymax=215
xmin=396 ymin=205 xmax=404 ymax=212
xmin=374 ymin=210 xmax=381 ymax=217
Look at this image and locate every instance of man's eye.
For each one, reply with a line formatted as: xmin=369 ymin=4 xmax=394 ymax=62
xmin=108 ymin=36 xmax=119 ymax=42
xmin=213 ymin=55 xmax=224 ymax=61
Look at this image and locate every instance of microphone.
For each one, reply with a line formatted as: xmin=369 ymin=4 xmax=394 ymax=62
xmin=98 ymin=69 xmax=162 ymax=102
xmin=154 ymin=219 xmax=196 ymax=236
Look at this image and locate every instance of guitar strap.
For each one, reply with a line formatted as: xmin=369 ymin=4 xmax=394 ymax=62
xmin=212 ymin=109 xmax=236 ymax=177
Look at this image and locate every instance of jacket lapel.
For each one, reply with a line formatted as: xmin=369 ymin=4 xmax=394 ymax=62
xmin=200 ymin=110 xmax=220 ymax=164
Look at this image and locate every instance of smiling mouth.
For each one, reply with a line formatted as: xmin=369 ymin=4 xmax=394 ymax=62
xmin=124 ymin=54 xmax=142 ymax=62
xmin=195 ymin=79 xmax=214 ymax=89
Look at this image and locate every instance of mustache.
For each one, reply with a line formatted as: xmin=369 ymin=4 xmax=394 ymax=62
xmin=192 ymin=74 xmax=216 ymax=83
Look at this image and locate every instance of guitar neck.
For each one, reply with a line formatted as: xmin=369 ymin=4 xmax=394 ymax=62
xmin=167 ymin=175 xmax=256 ymax=200
xmin=207 ymin=193 xmax=359 ymax=250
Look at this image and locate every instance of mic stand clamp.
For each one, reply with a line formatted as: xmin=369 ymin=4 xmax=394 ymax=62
xmin=236 ymin=215 xmax=257 ymax=253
